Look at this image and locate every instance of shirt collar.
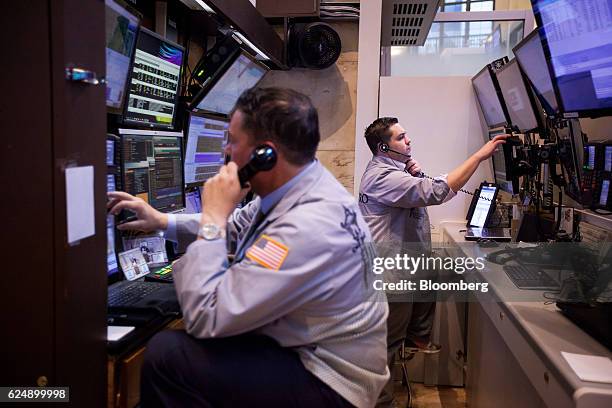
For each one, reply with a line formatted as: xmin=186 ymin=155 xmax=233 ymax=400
xmin=373 ymin=154 xmax=406 ymax=168
xmin=259 ymin=160 xmax=317 ymax=214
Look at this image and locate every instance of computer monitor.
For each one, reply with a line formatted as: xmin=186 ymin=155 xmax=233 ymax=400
xmin=585 ymin=144 xmax=597 ymax=171
xmin=119 ymin=129 xmax=185 ymax=213
xmin=599 ymin=179 xmax=610 ymax=207
xmin=605 ymin=146 xmax=612 ymax=172
xmin=107 ymin=215 xmax=119 ymax=276
xmin=191 ymin=51 xmax=268 ymax=116
xmin=513 ymin=29 xmax=559 ymax=117
xmin=472 ymin=65 xmax=509 ymax=128
xmin=184 ymin=112 xmax=229 ymax=186
xmin=467 ymin=183 xmax=499 ymax=228
xmin=123 ymin=28 xmax=185 ymax=129
xmin=185 ymin=188 xmax=202 ymax=214
xmin=496 ymin=59 xmax=541 ymax=133
xmin=105 ymin=0 xmax=139 ymax=113
xmin=557 ymin=120 xmax=584 ymax=202
xmin=489 ymin=128 xmax=515 ymax=194
xmin=531 ymin=0 xmax=612 ymax=117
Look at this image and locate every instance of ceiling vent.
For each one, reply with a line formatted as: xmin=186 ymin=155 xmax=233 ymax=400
xmin=381 ymin=0 xmax=441 ymax=46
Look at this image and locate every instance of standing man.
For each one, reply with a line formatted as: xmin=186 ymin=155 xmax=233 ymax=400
xmin=358 ymin=117 xmax=507 ymax=407
xmin=108 ymin=88 xmax=389 ymax=408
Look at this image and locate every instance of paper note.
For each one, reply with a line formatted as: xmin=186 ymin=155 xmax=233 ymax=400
xmin=65 ymin=166 xmax=95 ymax=244
xmin=107 ymin=326 xmax=135 ymax=342
xmin=561 ymin=352 xmax=612 ymax=384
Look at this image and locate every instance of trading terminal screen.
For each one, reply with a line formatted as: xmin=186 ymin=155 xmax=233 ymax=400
xmin=472 ymin=67 xmax=507 ymax=128
xmin=107 ymin=174 xmax=119 ymax=275
xmin=195 ymin=52 xmax=268 ymax=115
xmin=121 ymin=131 xmax=184 ymax=212
xmin=469 ymin=185 xmax=497 ymax=228
xmin=123 ymin=28 xmax=184 ymax=129
xmin=600 ymin=180 xmax=610 ymax=206
xmin=605 ymin=146 xmax=612 ymax=172
xmin=585 ymin=145 xmax=596 ymax=170
xmin=489 ymin=129 xmax=513 ymax=194
xmin=105 ymin=0 xmax=139 ymax=111
xmin=496 ymin=60 xmax=539 ymax=133
xmin=184 ymin=114 xmax=229 ymax=185
xmin=513 ymin=31 xmax=559 ymax=115
xmin=533 ymin=0 xmax=612 ymax=114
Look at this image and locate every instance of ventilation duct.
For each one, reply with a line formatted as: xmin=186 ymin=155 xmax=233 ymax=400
xmin=381 ymin=0 xmax=441 ymax=46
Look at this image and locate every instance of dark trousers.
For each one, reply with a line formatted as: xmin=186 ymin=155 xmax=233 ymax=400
xmin=376 ymin=301 xmax=436 ymax=407
xmin=141 ymin=330 xmax=354 ymax=408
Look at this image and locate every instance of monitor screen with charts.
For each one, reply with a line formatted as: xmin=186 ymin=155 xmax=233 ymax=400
xmin=468 ymin=184 xmax=498 ymax=228
xmin=532 ymin=0 xmax=612 ymax=116
xmin=119 ymin=129 xmax=185 ymax=212
xmin=105 ymin=0 xmax=139 ymax=112
xmin=605 ymin=146 xmax=612 ymax=172
xmin=472 ymin=66 xmax=508 ymax=128
xmin=496 ymin=59 xmax=540 ymax=133
xmin=513 ymin=29 xmax=559 ymax=116
xmin=123 ymin=28 xmax=184 ymax=129
xmin=193 ymin=51 xmax=268 ymax=116
xmin=184 ymin=113 xmax=229 ymax=185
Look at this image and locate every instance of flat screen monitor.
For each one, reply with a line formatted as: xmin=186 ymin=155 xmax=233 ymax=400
xmin=600 ymin=179 xmax=610 ymax=207
xmin=496 ymin=59 xmax=540 ymax=133
xmin=185 ymin=189 xmax=202 ymax=214
xmin=489 ymin=128 xmax=515 ymax=194
xmin=106 ymin=139 xmax=116 ymax=165
xmin=105 ymin=0 xmax=139 ymax=113
xmin=184 ymin=113 xmax=229 ymax=185
xmin=119 ymin=129 xmax=185 ymax=212
xmin=557 ymin=120 xmax=584 ymax=202
xmin=605 ymin=146 xmax=612 ymax=172
xmin=123 ymin=28 xmax=184 ymax=129
xmin=531 ymin=0 xmax=612 ymax=117
xmin=472 ymin=65 xmax=508 ymax=128
xmin=192 ymin=51 xmax=268 ymax=116
xmin=513 ymin=29 xmax=559 ymax=116
xmin=468 ymin=184 xmax=499 ymax=228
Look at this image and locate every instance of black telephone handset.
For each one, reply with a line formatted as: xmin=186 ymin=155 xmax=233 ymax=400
xmin=237 ymin=144 xmax=277 ymax=187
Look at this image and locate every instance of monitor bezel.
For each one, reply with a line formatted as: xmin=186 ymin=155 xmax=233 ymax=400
xmin=183 ymin=111 xmax=230 ymax=188
xmin=117 ymin=128 xmax=186 ymax=214
xmin=495 ymin=58 xmax=545 ymax=134
xmin=512 ymin=29 xmax=559 ymax=118
xmin=531 ymin=0 xmax=612 ymax=119
xmin=472 ymin=64 xmax=511 ymax=129
xmin=189 ymin=49 xmax=269 ymax=116
xmin=121 ymin=27 xmax=186 ymax=130
xmin=105 ymin=0 xmax=141 ymax=115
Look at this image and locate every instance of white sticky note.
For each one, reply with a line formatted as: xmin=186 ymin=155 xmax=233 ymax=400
xmin=65 ymin=166 xmax=95 ymax=244
xmin=561 ymin=352 xmax=612 ymax=384
xmin=107 ymin=326 xmax=135 ymax=342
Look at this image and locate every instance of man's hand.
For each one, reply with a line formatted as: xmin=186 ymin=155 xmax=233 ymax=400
xmin=200 ymin=162 xmax=250 ymax=229
xmin=107 ymin=191 xmax=168 ymax=232
xmin=474 ymin=134 xmax=509 ymax=162
xmin=404 ymin=158 xmax=422 ymax=176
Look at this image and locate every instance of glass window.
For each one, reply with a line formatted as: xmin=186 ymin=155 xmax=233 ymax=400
xmin=440 ymin=0 xmax=495 ymax=12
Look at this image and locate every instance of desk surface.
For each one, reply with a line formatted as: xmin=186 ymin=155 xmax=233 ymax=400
xmin=441 ymin=222 xmax=612 ymax=406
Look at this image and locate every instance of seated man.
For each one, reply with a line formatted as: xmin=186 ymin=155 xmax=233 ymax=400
xmin=108 ymin=87 xmax=389 ymax=408
xmin=358 ymin=117 xmax=507 ymax=407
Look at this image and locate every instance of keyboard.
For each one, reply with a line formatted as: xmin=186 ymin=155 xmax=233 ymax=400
xmin=108 ymin=281 xmax=169 ymax=308
xmin=503 ymin=264 xmax=560 ymax=290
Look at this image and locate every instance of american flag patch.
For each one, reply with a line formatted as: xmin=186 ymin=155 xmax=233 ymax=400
xmin=246 ymin=234 xmax=289 ymax=271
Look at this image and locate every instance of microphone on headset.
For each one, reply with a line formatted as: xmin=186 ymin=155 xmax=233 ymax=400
xmin=378 ymin=143 xmax=425 ymax=178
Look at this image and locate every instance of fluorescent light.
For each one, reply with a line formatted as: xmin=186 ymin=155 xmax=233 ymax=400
xmin=193 ymin=0 xmax=216 ymax=14
xmin=232 ymin=31 xmax=271 ymax=60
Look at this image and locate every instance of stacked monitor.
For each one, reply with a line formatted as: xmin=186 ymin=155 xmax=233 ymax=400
xmin=105 ymin=0 xmax=139 ymax=113
xmin=119 ymin=129 xmax=185 ymax=213
xmin=191 ymin=51 xmax=269 ymax=116
xmin=184 ymin=113 xmax=229 ymax=186
xmin=495 ymin=59 xmax=542 ymax=133
xmin=123 ymin=28 xmax=185 ymax=129
xmin=472 ymin=65 xmax=509 ymax=128
xmin=531 ymin=0 xmax=612 ymax=117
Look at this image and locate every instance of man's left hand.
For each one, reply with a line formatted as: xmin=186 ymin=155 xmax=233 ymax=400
xmin=200 ymin=162 xmax=250 ymax=229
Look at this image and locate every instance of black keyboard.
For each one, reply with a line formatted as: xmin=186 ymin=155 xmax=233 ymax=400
xmin=504 ymin=264 xmax=559 ymax=290
xmin=108 ymin=281 xmax=169 ymax=308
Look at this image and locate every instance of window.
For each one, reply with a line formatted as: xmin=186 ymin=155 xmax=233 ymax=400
xmin=440 ymin=0 xmax=495 ymax=12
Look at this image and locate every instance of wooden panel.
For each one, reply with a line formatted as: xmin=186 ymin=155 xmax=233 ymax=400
xmin=0 ymin=0 xmax=55 ymax=388
xmin=49 ymin=0 xmax=107 ymax=405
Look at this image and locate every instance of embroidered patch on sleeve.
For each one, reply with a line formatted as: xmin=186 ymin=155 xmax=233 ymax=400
xmin=246 ymin=234 xmax=289 ymax=271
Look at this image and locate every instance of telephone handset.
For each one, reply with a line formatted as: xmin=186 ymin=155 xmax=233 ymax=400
xmin=237 ymin=144 xmax=278 ymax=187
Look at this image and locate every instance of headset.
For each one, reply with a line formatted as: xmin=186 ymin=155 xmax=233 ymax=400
xmin=237 ymin=144 xmax=278 ymax=187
